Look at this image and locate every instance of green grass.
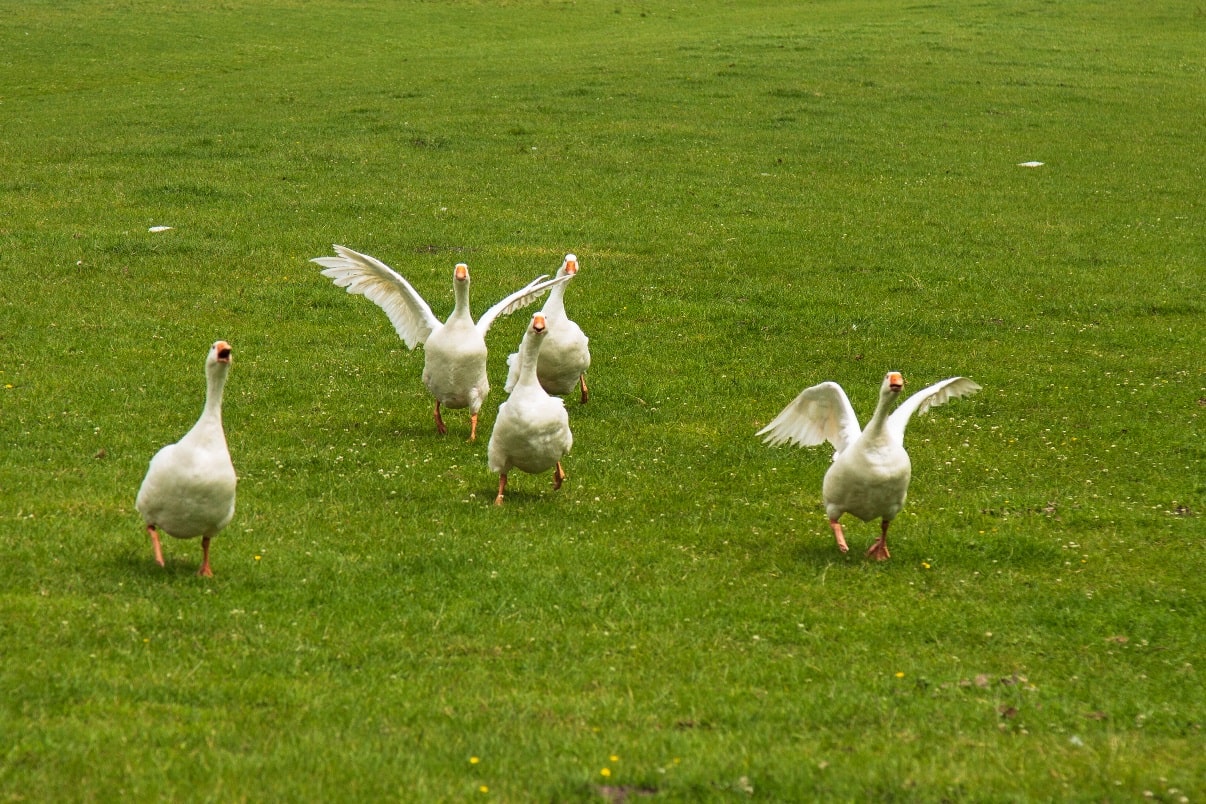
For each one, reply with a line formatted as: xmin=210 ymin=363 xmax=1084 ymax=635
xmin=1 ymin=0 xmax=1203 ymax=799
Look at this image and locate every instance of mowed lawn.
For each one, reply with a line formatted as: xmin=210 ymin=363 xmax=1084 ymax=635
xmin=1 ymin=0 xmax=1202 ymax=800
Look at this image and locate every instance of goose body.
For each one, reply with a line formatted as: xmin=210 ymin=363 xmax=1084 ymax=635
xmin=759 ymin=372 xmax=980 ymax=560
xmin=313 ymin=245 xmax=569 ymax=440
xmin=135 ymin=340 xmax=237 ymax=576
xmin=505 ymin=254 xmax=590 ymax=403
xmin=488 ymin=314 xmax=573 ymax=505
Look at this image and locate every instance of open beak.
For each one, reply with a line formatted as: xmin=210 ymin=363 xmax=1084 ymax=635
xmin=564 ymin=255 xmax=578 ymax=276
xmin=532 ymin=314 xmax=547 ymax=334
xmin=888 ymin=372 xmax=904 ymax=392
xmin=216 ymin=341 xmax=233 ymax=364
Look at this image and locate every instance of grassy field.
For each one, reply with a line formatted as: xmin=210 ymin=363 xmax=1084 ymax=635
xmin=1 ymin=0 xmax=1202 ymax=799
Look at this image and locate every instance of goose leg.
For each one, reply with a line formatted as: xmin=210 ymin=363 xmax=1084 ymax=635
xmin=469 ymin=412 xmax=479 ymax=442
xmin=828 ymin=520 xmax=849 ymax=554
xmin=147 ymin=525 xmax=165 ymax=567
xmin=579 ymin=373 xmax=589 ymax=404
xmin=553 ymin=462 xmax=566 ymax=491
xmin=865 ymin=520 xmax=892 ymax=561
xmin=494 ymin=473 xmax=508 ymax=506
xmin=434 ymin=401 xmax=447 ymax=435
xmin=198 ymin=536 xmax=214 ymax=577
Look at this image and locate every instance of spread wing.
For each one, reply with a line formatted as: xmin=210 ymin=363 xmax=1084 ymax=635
xmin=757 ymin=381 xmax=862 ymax=454
xmin=886 ymin=376 xmax=982 ymax=442
xmin=312 ymin=245 xmax=442 ymax=349
xmin=475 ymin=273 xmax=572 ymax=337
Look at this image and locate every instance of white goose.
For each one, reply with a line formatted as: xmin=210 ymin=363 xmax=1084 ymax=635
xmin=504 ymin=253 xmax=591 ymax=403
xmin=135 ymin=340 xmax=237 ymax=577
xmin=488 ymin=313 xmax=573 ymax=505
xmin=758 ymin=371 xmax=980 ymax=560
xmin=313 ymin=245 xmax=569 ymax=440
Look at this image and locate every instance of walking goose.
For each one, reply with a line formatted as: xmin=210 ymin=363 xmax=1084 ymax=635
xmin=488 ymin=314 xmax=573 ymax=505
xmin=758 ymin=372 xmax=981 ymax=560
xmin=505 ymin=253 xmax=590 ymax=403
xmin=313 ymin=245 xmax=569 ymax=440
xmin=135 ymin=340 xmax=237 ymax=577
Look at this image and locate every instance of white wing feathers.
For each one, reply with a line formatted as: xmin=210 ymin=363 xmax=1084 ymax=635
xmin=312 ymin=245 xmax=442 ymax=349
xmin=886 ymin=376 xmax=981 ymax=442
xmin=757 ymin=382 xmax=862 ymax=454
xmin=475 ymin=273 xmax=572 ymax=337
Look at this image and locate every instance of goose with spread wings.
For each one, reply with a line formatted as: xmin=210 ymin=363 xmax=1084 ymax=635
xmin=313 ymin=245 xmax=569 ymax=440
xmin=758 ymin=372 xmax=981 ymax=560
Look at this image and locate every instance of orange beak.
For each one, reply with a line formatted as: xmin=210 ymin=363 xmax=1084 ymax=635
xmin=215 ymin=341 xmax=232 ymax=363
xmin=565 ymin=255 xmax=579 ymax=275
xmin=888 ymin=372 xmax=904 ymax=391
xmin=454 ymin=263 xmax=469 ymax=281
xmin=532 ymin=314 xmax=547 ymax=333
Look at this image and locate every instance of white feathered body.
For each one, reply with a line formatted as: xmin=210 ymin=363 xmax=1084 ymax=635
xmin=489 ymin=385 xmax=572 ymax=475
xmin=822 ymin=433 xmax=911 ymax=524
xmin=422 ymin=314 xmax=489 ymax=412
xmin=532 ymin=310 xmax=590 ymax=395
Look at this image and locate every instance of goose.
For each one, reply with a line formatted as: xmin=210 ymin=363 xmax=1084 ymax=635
xmin=488 ymin=313 xmax=573 ymax=505
xmin=313 ymin=245 xmax=570 ymax=440
xmin=135 ymin=340 xmax=237 ymax=577
xmin=758 ymin=372 xmax=980 ymax=560
xmin=504 ymin=253 xmax=590 ymax=403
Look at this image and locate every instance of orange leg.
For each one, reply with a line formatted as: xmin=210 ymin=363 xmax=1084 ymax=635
xmin=553 ymin=462 xmax=566 ymax=490
xmin=579 ymin=373 xmax=589 ymax=405
xmin=494 ymin=473 xmax=507 ymax=506
xmin=828 ymin=519 xmax=849 ymax=554
xmin=198 ymin=536 xmax=214 ymax=577
xmin=147 ymin=524 xmax=165 ymax=567
xmin=865 ymin=520 xmax=892 ymax=561
xmin=434 ymin=401 xmax=447 ymax=435
xmin=469 ymin=412 xmax=479 ymax=442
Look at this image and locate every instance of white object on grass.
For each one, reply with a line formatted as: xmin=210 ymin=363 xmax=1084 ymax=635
xmin=504 ymin=253 xmax=590 ymax=403
xmin=758 ymin=372 xmax=981 ymax=560
xmin=488 ymin=314 xmax=573 ymax=505
xmin=313 ymin=245 xmax=570 ymax=441
xmin=135 ymin=340 xmax=237 ymax=577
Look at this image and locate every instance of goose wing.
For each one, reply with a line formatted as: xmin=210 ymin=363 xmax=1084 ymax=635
xmin=757 ymin=381 xmax=862 ymax=453
xmin=312 ymin=245 xmax=442 ymax=349
xmin=475 ymin=273 xmax=572 ymax=337
xmin=886 ymin=376 xmax=982 ymax=442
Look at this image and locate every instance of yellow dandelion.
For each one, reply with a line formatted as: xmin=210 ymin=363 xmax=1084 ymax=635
xmin=922 ymin=562 xmax=931 ymax=569
xmin=470 ymin=756 xmax=480 ymax=765
xmin=479 ymin=785 xmax=489 ymax=794
xmin=601 ymin=768 xmax=611 ymax=778
xmin=895 ymin=671 xmax=905 ymax=678
xmin=610 ymin=755 xmax=619 ymax=762
xmin=255 ymin=555 xmax=262 ymax=561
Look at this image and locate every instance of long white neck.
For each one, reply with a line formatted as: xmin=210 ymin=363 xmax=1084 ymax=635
xmin=448 ymin=280 xmax=473 ymax=324
xmin=542 ymin=280 xmax=568 ymax=320
xmin=513 ymin=331 xmax=545 ymax=391
xmin=862 ymin=388 xmax=897 ymax=442
xmin=200 ymin=363 xmax=229 ymax=426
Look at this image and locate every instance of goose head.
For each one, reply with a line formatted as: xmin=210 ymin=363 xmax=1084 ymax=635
xmin=562 ymin=254 xmax=579 ymax=278
xmin=531 ymin=313 xmax=548 ymax=336
xmin=886 ymin=371 xmax=904 ymax=394
xmin=454 ymin=263 xmax=470 ymax=283
xmin=209 ymin=340 xmax=233 ymax=367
